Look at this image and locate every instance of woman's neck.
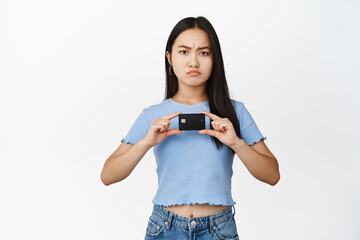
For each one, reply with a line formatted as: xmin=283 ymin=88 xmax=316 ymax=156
xmin=171 ymin=94 xmax=208 ymax=105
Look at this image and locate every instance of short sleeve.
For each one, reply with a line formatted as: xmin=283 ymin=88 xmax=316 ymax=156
xmin=237 ymin=102 xmax=267 ymax=146
xmin=121 ymin=108 xmax=150 ymax=146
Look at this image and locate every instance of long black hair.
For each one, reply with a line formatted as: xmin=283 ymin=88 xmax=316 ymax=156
xmin=164 ymin=16 xmax=241 ymax=152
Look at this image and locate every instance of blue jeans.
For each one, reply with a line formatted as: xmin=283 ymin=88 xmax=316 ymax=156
xmin=145 ymin=204 xmax=239 ymax=240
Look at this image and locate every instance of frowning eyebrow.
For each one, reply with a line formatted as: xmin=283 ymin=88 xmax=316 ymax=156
xmin=177 ymin=45 xmax=211 ymax=50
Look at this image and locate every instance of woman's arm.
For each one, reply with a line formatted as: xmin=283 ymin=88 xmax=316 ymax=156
xmin=100 ymin=112 xmax=182 ymax=186
xmin=100 ymin=139 xmax=152 ymax=186
xmin=230 ymin=138 xmax=280 ymax=186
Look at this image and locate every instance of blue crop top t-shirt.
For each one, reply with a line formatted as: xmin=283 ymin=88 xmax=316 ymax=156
xmin=121 ymin=98 xmax=267 ymax=207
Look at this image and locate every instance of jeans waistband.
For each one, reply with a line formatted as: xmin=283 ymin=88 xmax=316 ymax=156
xmin=151 ymin=204 xmax=236 ymax=232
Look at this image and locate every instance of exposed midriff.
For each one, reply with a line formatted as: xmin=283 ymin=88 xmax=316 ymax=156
xmin=164 ymin=203 xmax=230 ymax=218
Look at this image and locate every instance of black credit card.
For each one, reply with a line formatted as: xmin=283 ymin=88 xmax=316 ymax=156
xmin=178 ymin=113 xmax=205 ymax=130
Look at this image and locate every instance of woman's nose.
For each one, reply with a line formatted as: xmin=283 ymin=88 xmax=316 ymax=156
xmin=189 ymin=52 xmax=199 ymax=68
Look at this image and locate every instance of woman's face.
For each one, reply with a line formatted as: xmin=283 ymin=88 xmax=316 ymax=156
xmin=166 ymin=28 xmax=213 ymax=88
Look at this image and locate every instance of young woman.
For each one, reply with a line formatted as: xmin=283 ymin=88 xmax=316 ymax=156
xmin=101 ymin=16 xmax=280 ymax=240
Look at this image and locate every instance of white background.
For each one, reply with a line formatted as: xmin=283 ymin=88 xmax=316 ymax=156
xmin=1 ymin=0 xmax=359 ymax=239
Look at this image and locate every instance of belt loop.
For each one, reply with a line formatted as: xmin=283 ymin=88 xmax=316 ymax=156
xmin=166 ymin=212 xmax=173 ymax=231
xmin=232 ymin=205 xmax=236 ymax=217
xmin=209 ymin=215 xmax=215 ymax=234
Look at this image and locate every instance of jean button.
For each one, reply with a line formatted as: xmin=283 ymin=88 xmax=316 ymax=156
xmin=191 ymin=220 xmax=197 ymax=227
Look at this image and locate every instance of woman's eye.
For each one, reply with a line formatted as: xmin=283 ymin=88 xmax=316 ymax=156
xmin=179 ymin=50 xmax=210 ymax=55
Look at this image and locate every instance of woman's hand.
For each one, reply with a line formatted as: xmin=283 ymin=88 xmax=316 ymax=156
xmin=198 ymin=111 xmax=240 ymax=148
xmin=142 ymin=112 xmax=183 ymax=147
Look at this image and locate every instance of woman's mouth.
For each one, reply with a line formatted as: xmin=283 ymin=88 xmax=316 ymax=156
xmin=187 ymin=71 xmax=200 ymax=76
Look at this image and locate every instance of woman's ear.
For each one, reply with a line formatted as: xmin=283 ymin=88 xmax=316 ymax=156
xmin=166 ymin=51 xmax=172 ymax=66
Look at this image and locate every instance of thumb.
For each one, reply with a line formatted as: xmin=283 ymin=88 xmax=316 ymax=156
xmin=167 ymin=129 xmax=183 ymax=136
xmin=198 ymin=129 xmax=218 ymax=137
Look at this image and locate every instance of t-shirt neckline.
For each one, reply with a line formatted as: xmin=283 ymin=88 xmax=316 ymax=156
xmin=169 ymin=97 xmax=208 ymax=107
